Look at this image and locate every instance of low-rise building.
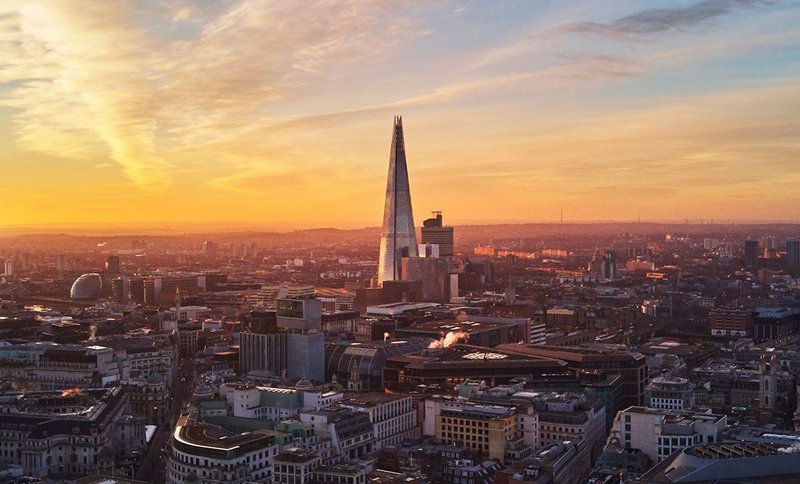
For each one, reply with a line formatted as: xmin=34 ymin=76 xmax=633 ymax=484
xmin=435 ymin=403 xmax=516 ymax=463
xmin=273 ymin=447 xmax=367 ymax=484
xmin=168 ymin=413 xmax=279 ymax=483
xmin=641 ymin=442 xmax=800 ymax=483
xmin=532 ymin=393 xmax=606 ymax=461
xmin=610 ymin=406 xmax=727 ymax=463
xmin=299 ymin=408 xmax=375 ymax=462
xmin=645 ymin=376 xmax=696 ymax=411
xmin=0 ymin=386 xmax=139 ymax=479
xmin=224 ymin=383 xmax=342 ymax=422
xmin=337 ymin=393 xmax=419 ymax=450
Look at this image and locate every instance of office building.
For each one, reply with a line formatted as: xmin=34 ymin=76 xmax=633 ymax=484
xmin=337 ymin=393 xmax=419 ymax=450
xmin=435 ymin=403 xmax=517 ymax=462
xmin=708 ymin=308 xmax=753 ymax=337
xmin=745 ymin=239 xmax=760 ymax=268
xmin=498 ymin=344 xmax=648 ymax=408
xmin=610 ymin=406 xmax=727 ymax=463
xmin=299 ymin=408 xmax=375 ymax=461
xmin=277 ymin=297 xmax=325 ymax=382
xmin=105 ymin=255 xmax=120 ymax=273
xmin=533 ymin=392 xmax=607 ymax=461
xmin=787 ymin=239 xmax=800 ymax=270
xmin=602 ymin=250 xmax=617 ymax=280
xmin=239 ymin=331 xmax=288 ymax=376
xmin=377 ymin=116 xmax=418 ymax=285
xmin=223 ymin=384 xmax=342 ymax=422
xmin=0 ymin=387 xmax=140 ymax=480
xmin=383 ymin=344 xmax=570 ymax=388
xmin=56 ymin=252 xmax=68 ymax=273
xmin=168 ymin=413 xmax=279 ymax=483
xmin=753 ymin=307 xmax=798 ymax=341
xmin=645 ymin=377 xmax=696 ymax=411
xmin=129 ymin=277 xmax=145 ymax=304
xmin=421 ymin=211 xmax=454 ymax=258
xmin=238 ymin=298 xmax=326 ymax=382
xmin=401 ymin=255 xmax=452 ymax=303
xmin=641 ymin=442 xmax=800 ymax=483
xmin=272 ymin=448 xmax=367 ymax=484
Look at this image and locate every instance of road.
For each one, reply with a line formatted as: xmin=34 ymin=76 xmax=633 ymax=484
xmin=134 ymin=355 xmax=196 ymax=484
xmin=136 ymin=427 xmax=170 ymax=483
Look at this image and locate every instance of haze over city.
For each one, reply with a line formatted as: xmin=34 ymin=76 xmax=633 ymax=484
xmin=6 ymin=2 xmax=800 ymax=484
xmin=2 ymin=0 xmax=800 ymax=230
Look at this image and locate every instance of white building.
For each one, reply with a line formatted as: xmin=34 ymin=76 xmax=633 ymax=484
xmin=645 ymin=377 xmax=696 ymax=411
xmin=224 ymin=384 xmax=342 ymax=422
xmin=530 ymin=320 xmax=546 ymax=345
xmin=610 ymin=406 xmax=727 ymax=463
xmin=299 ymin=408 xmax=375 ymax=462
xmin=168 ymin=413 xmax=279 ymax=483
xmin=337 ymin=394 xmax=419 ymax=450
xmin=532 ymin=393 xmax=606 ymax=461
xmin=0 ymin=342 xmax=128 ymax=390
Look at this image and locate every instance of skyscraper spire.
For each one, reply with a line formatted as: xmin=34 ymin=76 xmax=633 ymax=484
xmin=378 ymin=115 xmax=417 ymax=285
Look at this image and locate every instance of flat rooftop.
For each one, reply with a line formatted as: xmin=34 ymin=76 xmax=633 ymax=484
xmin=397 ymin=318 xmax=520 ymax=334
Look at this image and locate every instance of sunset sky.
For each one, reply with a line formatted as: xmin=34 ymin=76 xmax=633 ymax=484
xmin=1 ymin=0 xmax=799 ymax=230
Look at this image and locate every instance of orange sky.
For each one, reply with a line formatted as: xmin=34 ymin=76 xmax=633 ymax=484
xmin=1 ymin=1 xmax=799 ymax=229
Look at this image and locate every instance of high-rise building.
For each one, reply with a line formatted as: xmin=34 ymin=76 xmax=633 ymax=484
xmin=377 ymin=116 xmax=417 ymax=286
xmin=744 ymin=239 xmax=759 ymax=268
xmin=401 ymin=256 xmax=452 ymax=303
xmin=201 ymin=240 xmax=216 ymax=256
xmin=787 ymin=239 xmax=800 ymax=270
xmin=56 ymin=253 xmax=68 ymax=273
xmin=20 ymin=252 xmax=31 ymax=271
xmin=421 ymin=211 xmax=454 ymax=258
xmin=602 ymin=249 xmax=617 ymax=280
xmin=105 ymin=255 xmax=120 ymax=273
xmin=277 ymin=297 xmax=324 ymax=382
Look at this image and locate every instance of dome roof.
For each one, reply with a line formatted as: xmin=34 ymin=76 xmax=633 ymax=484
xmin=70 ymin=273 xmax=103 ymax=300
xmin=295 ymin=378 xmax=313 ymax=390
xmin=192 ymin=385 xmax=214 ymax=400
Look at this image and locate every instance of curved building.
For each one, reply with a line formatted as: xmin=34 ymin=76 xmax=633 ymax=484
xmin=70 ymin=273 xmax=103 ymax=300
xmin=325 ymin=338 xmax=433 ymax=391
xmin=168 ymin=413 xmax=277 ymax=483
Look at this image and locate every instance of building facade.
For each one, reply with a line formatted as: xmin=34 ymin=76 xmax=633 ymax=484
xmin=377 ymin=116 xmax=418 ymax=285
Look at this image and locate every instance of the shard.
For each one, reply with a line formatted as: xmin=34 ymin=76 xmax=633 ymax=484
xmin=377 ymin=115 xmax=417 ymax=285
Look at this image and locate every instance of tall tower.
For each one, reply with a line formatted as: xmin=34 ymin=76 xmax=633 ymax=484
xmin=787 ymin=239 xmax=800 ymax=270
xmin=744 ymin=239 xmax=759 ymax=268
xmin=378 ymin=116 xmax=417 ymax=285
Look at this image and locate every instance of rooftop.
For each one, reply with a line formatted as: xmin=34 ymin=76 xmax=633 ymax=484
xmin=641 ymin=442 xmax=800 ymax=483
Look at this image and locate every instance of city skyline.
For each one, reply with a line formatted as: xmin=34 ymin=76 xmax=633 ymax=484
xmin=2 ymin=1 xmax=800 ymax=229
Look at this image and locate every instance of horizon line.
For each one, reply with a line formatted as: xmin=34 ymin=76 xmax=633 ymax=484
xmin=2 ymin=218 xmax=800 ymax=237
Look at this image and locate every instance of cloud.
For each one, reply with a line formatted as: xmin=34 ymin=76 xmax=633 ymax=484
xmin=562 ymin=0 xmax=771 ymax=39
xmin=0 ymin=1 xmax=423 ymax=186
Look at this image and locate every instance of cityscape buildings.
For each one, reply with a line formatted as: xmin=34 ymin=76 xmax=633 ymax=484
xmin=1 ymin=113 xmax=800 ymax=484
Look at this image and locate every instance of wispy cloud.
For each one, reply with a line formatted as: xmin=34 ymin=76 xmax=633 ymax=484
xmin=562 ymin=0 xmax=771 ymax=39
xmin=0 ymin=0 xmax=423 ymax=186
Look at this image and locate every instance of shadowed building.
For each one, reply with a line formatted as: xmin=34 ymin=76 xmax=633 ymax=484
xmin=378 ymin=116 xmax=417 ymax=285
xmin=421 ymin=211 xmax=454 ymax=259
